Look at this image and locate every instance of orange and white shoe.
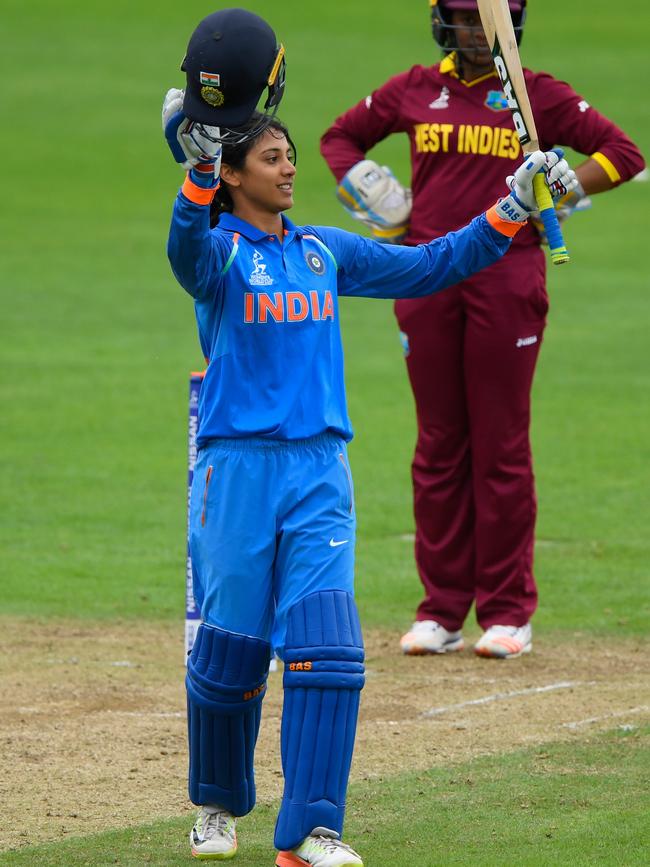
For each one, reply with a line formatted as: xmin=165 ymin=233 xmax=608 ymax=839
xmin=474 ymin=624 xmax=532 ymax=659
xmin=275 ymin=827 xmax=363 ymax=866
xmin=190 ymin=805 xmax=237 ymax=859
xmin=400 ymin=619 xmax=464 ymax=655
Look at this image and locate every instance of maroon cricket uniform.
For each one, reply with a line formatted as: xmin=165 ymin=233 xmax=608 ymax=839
xmin=321 ymin=54 xmax=645 ymax=630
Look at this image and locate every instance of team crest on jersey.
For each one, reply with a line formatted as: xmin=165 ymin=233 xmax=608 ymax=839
xmin=305 ymin=250 xmax=326 ymax=275
xmin=429 ymin=86 xmax=450 ymax=110
xmin=249 ymin=250 xmax=273 ymax=286
xmin=485 ymin=90 xmax=509 ymax=111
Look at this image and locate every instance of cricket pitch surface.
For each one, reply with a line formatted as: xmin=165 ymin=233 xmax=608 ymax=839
xmin=1 ymin=619 xmax=647 ymax=851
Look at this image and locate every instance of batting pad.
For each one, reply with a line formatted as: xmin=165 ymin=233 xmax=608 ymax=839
xmin=186 ymin=623 xmax=270 ymax=814
xmin=274 ymin=590 xmax=365 ymax=851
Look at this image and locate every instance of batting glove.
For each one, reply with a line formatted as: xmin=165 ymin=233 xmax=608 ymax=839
xmin=494 ymin=150 xmax=547 ymax=222
xmin=506 ymin=149 xmax=578 ymax=211
xmin=542 ymin=149 xmax=579 ymax=200
xmin=162 ymin=88 xmax=222 ymax=180
xmin=495 ymin=150 xmax=579 ymax=223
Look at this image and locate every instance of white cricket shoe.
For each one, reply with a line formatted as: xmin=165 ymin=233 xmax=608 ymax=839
xmin=190 ymin=805 xmax=237 ymax=860
xmin=400 ymin=619 xmax=464 ymax=655
xmin=474 ymin=623 xmax=532 ymax=659
xmin=275 ymin=827 xmax=363 ymax=866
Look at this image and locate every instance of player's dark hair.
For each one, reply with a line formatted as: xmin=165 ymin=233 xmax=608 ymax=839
xmin=210 ymin=113 xmax=296 ymax=227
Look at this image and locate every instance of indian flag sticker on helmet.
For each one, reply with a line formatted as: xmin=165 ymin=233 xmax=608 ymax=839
xmin=201 ymin=86 xmax=225 ymax=106
xmin=200 ymin=71 xmax=221 ymax=85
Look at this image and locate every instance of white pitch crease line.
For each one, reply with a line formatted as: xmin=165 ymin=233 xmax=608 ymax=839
xmin=422 ymin=680 xmax=590 ymax=718
xmin=107 ymin=710 xmax=184 ymax=718
xmin=561 ymin=705 xmax=649 ymax=730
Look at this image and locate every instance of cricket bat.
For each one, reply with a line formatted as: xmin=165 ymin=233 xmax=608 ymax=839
xmin=477 ymin=0 xmax=569 ymax=264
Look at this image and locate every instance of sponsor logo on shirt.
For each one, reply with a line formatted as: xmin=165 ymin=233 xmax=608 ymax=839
xmin=578 ymin=99 xmax=590 ymax=112
xmin=248 ymin=250 xmax=274 ymax=286
xmin=243 ymin=290 xmax=335 ymax=323
xmin=429 ymin=86 xmax=450 ymax=110
xmin=485 ymin=90 xmax=509 ymax=111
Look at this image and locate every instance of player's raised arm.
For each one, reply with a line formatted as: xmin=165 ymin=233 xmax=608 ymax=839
xmin=163 ymin=7 xmax=287 ymax=303
xmin=319 ymin=151 xmax=576 ymax=299
xmin=164 ymin=90 xmax=228 ymax=300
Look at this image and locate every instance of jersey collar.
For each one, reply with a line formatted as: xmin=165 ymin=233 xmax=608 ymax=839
xmin=216 ymin=212 xmax=298 ymax=241
xmin=439 ymin=50 xmax=497 ymax=87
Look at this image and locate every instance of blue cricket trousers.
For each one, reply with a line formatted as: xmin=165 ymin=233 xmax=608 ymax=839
xmin=189 ymin=433 xmax=356 ymax=656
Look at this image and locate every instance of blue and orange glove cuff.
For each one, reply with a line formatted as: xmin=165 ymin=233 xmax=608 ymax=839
xmin=181 ymin=169 xmax=220 ymax=205
xmin=486 ymin=198 xmax=528 ymax=237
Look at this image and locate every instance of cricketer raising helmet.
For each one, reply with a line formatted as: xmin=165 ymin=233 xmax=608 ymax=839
xmin=429 ymin=0 xmax=527 ymax=50
xmin=181 ymin=8 xmax=286 ymax=143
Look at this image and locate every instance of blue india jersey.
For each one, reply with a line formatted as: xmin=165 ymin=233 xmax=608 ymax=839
xmin=168 ymin=178 xmax=514 ymax=446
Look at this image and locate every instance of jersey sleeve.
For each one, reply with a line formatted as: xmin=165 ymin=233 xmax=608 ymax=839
xmin=307 ymin=214 xmax=516 ymax=300
xmin=167 ymin=175 xmax=233 ymax=300
xmin=530 ymin=72 xmax=645 ymax=184
xmin=320 ymin=70 xmax=414 ymax=182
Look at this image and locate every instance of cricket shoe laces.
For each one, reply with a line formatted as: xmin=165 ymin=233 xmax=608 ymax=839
xmin=276 ymin=826 xmax=363 ymax=867
xmin=190 ymin=805 xmax=237 ymax=859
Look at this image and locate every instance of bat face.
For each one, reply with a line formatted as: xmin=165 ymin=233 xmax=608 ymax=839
xmin=476 ymin=0 xmax=539 ymax=152
xmin=491 ymin=44 xmax=531 ymax=146
xmin=476 ymin=0 xmax=569 ymax=263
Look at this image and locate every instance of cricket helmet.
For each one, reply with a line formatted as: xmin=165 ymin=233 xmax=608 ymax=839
xmin=181 ymin=8 xmax=286 ymax=142
xmin=429 ymin=0 xmax=527 ymax=49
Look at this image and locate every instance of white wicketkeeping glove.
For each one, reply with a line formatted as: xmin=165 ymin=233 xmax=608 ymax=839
xmin=162 ymin=88 xmax=222 ymax=179
xmin=495 ymin=150 xmax=579 ymax=223
xmin=337 ymin=160 xmax=412 ymax=243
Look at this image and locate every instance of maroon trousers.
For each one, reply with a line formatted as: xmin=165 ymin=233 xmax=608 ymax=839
xmin=394 ymin=247 xmax=547 ymax=631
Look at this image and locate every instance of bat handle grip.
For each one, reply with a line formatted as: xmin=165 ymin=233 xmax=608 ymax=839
xmin=533 ymin=172 xmax=569 ymax=265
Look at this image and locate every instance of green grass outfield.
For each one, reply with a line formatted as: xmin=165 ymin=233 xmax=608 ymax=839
xmin=2 ymin=730 xmax=648 ymax=866
xmin=1 ymin=0 xmax=649 ymax=862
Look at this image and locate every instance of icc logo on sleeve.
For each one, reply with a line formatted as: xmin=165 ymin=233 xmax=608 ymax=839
xmin=305 ymin=250 xmax=326 ymax=275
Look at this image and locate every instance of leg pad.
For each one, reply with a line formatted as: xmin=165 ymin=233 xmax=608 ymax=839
xmin=186 ymin=623 xmax=270 ymax=815
xmin=274 ymin=591 xmax=365 ymax=851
